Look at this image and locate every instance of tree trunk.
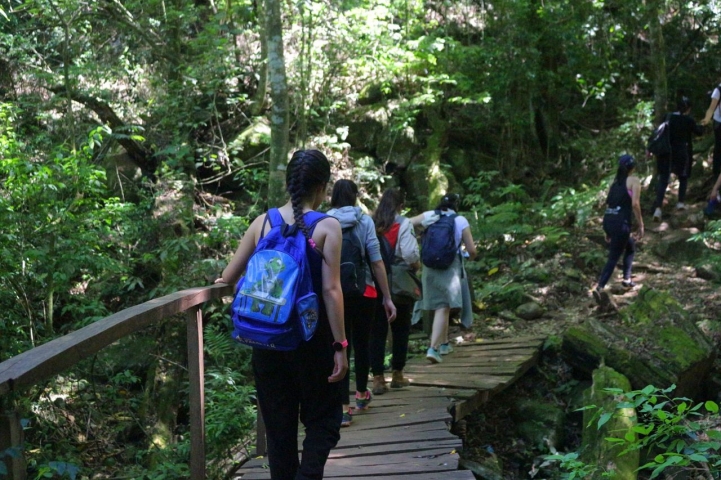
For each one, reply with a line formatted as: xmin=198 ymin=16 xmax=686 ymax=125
xmin=266 ymin=0 xmax=289 ymax=207
xmin=250 ymin=0 xmax=268 ymax=117
xmin=647 ymin=0 xmax=667 ymax=123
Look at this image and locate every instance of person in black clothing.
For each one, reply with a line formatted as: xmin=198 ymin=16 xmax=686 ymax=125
xmin=216 ymin=150 xmax=348 ymax=480
xmin=652 ymin=97 xmax=704 ymax=221
xmin=595 ymin=154 xmax=645 ymax=299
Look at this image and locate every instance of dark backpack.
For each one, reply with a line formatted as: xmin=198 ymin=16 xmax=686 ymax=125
xmin=230 ymin=209 xmax=326 ymax=351
xmin=421 ymin=210 xmax=459 ymax=269
xmin=378 ymin=231 xmax=394 ymax=276
xmin=647 ymin=114 xmax=671 ymax=156
xmin=339 ymin=222 xmax=367 ymax=296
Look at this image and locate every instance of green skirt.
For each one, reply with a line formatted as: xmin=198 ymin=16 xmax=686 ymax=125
xmin=421 ymin=255 xmax=463 ymax=310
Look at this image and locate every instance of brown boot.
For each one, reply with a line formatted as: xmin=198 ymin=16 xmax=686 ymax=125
xmin=372 ymin=375 xmax=388 ymax=395
xmin=391 ymin=370 xmax=410 ymax=388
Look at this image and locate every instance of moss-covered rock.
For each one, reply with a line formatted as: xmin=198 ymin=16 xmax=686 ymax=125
xmin=652 ymin=229 xmax=705 ymax=263
xmin=580 ymin=366 xmax=639 ymax=479
xmin=511 ymin=399 xmax=565 ymax=450
xmin=515 ymin=302 xmax=544 ymax=320
xmin=562 ymin=286 xmax=715 ymax=398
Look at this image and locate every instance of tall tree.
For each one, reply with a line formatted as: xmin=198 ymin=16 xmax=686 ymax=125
xmin=266 ymin=0 xmax=290 ymax=206
xmin=647 ymin=0 xmax=668 ymax=123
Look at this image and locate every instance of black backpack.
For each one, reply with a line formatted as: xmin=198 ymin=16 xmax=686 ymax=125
xmin=421 ymin=211 xmax=459 ymax=269
xmin=647 ymin=114 xmax=671 ymax=156
xmin=377 ymin=233 xmax=394 ymax=276
xmin=340 ymin=223 xmax=367 ymax=296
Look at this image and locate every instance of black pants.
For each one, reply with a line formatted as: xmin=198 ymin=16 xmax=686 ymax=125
xmin=369 ymin=297 xmax=412 ymax=375
xmin=598 ymin=219 xmax=635 ymax=289
xmin=714 ymin=122 xmax=721 ymax=179
xmin=252 ymin=336 xmax=342 ymax=480
xmin=653 ymin=148 xmax=689 ymax=210
xmin=341 ymin=295 xmax=375 ymax=402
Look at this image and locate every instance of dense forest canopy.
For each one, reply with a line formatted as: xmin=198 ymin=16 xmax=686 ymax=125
xmin=2 ymin=0 xmax=721 ymax=478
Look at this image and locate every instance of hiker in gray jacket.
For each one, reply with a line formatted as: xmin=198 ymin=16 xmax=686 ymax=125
xmin=327 ymin=180 xmax=396 ymax=427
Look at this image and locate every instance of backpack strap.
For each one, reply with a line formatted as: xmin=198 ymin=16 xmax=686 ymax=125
xmin=259 ymin=209 xmax=280 ymax=239
xmin=304 ymin=211 xmax=328 ymax=232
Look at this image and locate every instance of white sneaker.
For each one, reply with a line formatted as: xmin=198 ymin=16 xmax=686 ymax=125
xmin=676 ymin=202 xmax=686 ymax=211
xmin=653 ymin=208 xmax=662 ymax=221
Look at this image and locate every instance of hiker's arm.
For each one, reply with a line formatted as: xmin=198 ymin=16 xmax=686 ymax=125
xmin=408 ymin=213 xmax=425 ymax=229
xmin=370 ymin=260 xmax=397 ymax=322
xmin=631 ymin=178 xmax=645 ymax=239
xmin=216 ymin=214 xmax=265 ymax=286
xmin=711 ymin=173 xmax=721 ymax=200
xmin=318 ymin=218 xmax=349 ymax=383
xmin=461 ymin=226 xmax=477 ymax=260
xmin=702 ymin=96 xmax=719 ymax=125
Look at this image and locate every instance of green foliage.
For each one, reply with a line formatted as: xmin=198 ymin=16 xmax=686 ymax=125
xmin=546 ymin=385 xmax=721 ymax=479
xmin=690 ymin=220 xmax=721 ymax=245
xmin=0 ymin=105 xmax=145 ymax=351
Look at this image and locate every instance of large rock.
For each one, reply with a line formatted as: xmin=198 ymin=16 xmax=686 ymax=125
xmin=581 ymin=366 xmax=639 ymax=479
xmin=515 ymin=302 xmax=544 ymax=320
xmin=652 ymin=228 xmax=705 ymax=263
xmin=562 ymin=287 xmax=715 ymax=398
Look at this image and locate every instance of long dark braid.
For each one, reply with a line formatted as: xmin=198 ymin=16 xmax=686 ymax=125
xmin=373 ymin=188 xmax=404 ymax=235
xmin=286 ymin=149 xmax=331 ymax=246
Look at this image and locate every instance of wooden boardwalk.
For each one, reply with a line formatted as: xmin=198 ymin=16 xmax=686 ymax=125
xmin=235 ymin=336 xmax=545 ymax=479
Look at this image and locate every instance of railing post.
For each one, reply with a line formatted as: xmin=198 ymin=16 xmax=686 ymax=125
xmin=0 ymin=410 xmax=26 ymax=480
xmin=186 ymin=306 xmax=205 ymax=480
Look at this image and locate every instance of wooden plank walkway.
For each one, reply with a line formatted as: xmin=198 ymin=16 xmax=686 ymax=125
xmin=235 ymin=336 xmax=545 ymax=478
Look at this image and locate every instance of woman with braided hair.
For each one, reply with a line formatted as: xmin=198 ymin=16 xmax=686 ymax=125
xmin=217 ymin=149 xmax=347 ymax=480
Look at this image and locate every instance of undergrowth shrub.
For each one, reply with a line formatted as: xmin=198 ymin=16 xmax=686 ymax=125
xmin=545 ymin=384 xmax=721 ymax=479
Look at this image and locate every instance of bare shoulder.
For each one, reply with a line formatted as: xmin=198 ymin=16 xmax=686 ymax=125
xmin=315 ymin=215 xmax=341 ymax=234
xmin=627 ymin=175 xmax=642 ymax=188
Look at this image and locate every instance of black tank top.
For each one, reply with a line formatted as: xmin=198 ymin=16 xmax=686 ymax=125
xmin=604 ymin=181 xmax=632 ymax=224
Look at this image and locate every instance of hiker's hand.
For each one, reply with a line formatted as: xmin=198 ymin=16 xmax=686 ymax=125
xmin=328 ymin=350 xmax=348 ymax=383
xmin=701 ymin=117 xmax=711 ymax=126
xmin=635 ymin=226 xmax=644 ymax=240
xmin=214 ymin=277 xmax=225 ymax=284
xmin=605 ymin=235 xmax=610 ymax=243
xmin=711 ymin=189 xmax=719 ymax=201
xmin=383 ymin=297 xmax=397 ymax=323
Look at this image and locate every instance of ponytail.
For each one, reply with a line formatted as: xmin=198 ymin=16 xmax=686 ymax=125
xmin=374 ymin=188 xmax=405 ymax=235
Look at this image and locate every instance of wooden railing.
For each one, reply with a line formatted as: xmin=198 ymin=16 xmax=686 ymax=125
xmin=0 ymin=283 xmax=234 ymax=480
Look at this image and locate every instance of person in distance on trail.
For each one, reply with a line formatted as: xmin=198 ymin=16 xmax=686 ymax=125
xmin=369 ymin=188 xmax=420 ymax=394
xmin=216 ymin=149 xmax=347 ymax=480
xmin=701 ymin=81 xmax=721 ymax=181
xmin=326 ymin=180 xmax=396 ymax=428
xmin=651 ymin=96 xmax=703 ymax=221
xmin=409 ymin=193 xmax=477 ymax=364
xmin=594 ymin=154 xmax=644 ymax=301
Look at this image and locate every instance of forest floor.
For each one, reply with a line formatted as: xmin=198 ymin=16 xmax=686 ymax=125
xmin=437 ymin=197 xmax=721 ymax=479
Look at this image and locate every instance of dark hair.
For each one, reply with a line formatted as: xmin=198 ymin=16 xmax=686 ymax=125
xmin=286 ymin=149 xmax=331 ymax=244
xmin=330 ymin=179 xmax=358 ymax=208
xmin=614 ymin=155 xmax=635 ymax=187
xmin=435 ymin=193 xmax=460 ymax=211
xmin=677 ymin=96 xmax=691 ymax=112
xmin=373 ymin=188 xmax=405 ymax=235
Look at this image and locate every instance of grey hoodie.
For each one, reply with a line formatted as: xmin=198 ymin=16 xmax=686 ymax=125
xmin=326 ymin=206 xmax=382 ymax=288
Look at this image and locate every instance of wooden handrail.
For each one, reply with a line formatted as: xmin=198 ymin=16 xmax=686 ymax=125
xmin=0 ymin=283 xmax=234 ymax=480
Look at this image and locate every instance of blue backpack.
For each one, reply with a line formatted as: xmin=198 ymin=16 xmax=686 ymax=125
xmin=231 ymin=209 xmax=327 ymax=350
xmin=421 ymin=210 xmax=459 ymax=269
